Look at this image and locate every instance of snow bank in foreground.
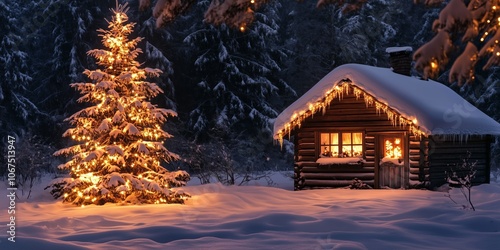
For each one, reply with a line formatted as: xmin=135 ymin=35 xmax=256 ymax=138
xmin=1 ymin=174 xmax=500 ymax=250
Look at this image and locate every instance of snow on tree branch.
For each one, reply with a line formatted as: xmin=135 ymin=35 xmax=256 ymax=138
xmin=140 ymin=0 xmax=368 ymax=29
xmin=449 ymin=42 xmax=478 ymax=85
xmin=204 ymin=0 xmax=268 ymax=31
xmin=416 ymin=0 xmax=500 ymax=84
xmin=48 ymin=3 xmax=190 ymax=206
xmin=433 ymin=0 xmax=472 ymax=33
xmin=414 ymin=29 xmax=453 ymax=79
xmin=139 ymin=0 xmax=500 ymax=85
xmin=152 ymin=0 xmax=195 ymax=28
xmin=413 ymin=0 xmax=445 ymax=7
xmin=317 ymin=0 xmax=367 ymax=12
xmin=478 ymin=25 xmax=500 ymax=68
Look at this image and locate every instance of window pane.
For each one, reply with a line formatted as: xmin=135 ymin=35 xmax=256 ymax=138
xmin=352 ymin=133 xmax=363 ymax=144
xmin=341 ymin=146 xmax=351 ymax=157
xmin=342 ymin=133 xmax=351 ymax=145
xmin=331 ymin=133 xmax=339 ymax=145
xmin=352 ymin=145 xmax=363 ymax=157
xmin=330 ymin=146 xmax=338 ymax=157
xmin=384 ymin=137 xmax=403 ymax=159
xmin=320 ymin=133 xmax=329 ymax=145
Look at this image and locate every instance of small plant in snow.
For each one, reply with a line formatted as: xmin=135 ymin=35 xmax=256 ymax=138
xmin=445 ymin=151 xmax=477 ymax=211
xmin=15 ymin=134 xmax=57 ymax=199
xmin=348 ymin=178 xmax=372 ymax=189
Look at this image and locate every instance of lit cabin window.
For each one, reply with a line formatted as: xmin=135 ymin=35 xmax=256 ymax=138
xmin=320 ymin=132 xmax=363 ymax=158
xmin=384 ymin=137 xmax=402 ymax=159
xmin=321 ymin=133 xmax=339 ymax=157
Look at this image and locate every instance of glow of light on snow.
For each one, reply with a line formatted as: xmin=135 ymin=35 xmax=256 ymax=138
xmin=3 ymin=175 xmax=500 ymax=249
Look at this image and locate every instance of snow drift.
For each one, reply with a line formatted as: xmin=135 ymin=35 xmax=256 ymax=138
xmin=1 ymin=174 xmax=500 ymax=250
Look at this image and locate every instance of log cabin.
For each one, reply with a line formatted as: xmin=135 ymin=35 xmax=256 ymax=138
xmin=274 ymin=57 xmax=500 ymax=190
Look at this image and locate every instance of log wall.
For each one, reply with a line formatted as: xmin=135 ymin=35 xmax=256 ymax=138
xmin=294 ymin=91 xmax=410 ymax=189
xmin=409 ymin=136 xmax=430 ymax=188
xmin=291 ymin=89 xmax=493 ymax=190
xmin=428 ymin=135 xmax=491 ymax=188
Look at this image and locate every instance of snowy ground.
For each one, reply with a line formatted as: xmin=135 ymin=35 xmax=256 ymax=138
xmin=1 ymin=172 xmax=500 ymax=250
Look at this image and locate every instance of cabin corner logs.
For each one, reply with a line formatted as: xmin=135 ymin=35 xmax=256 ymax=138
xmin=292 ymin=89 xmax=492 ymax=190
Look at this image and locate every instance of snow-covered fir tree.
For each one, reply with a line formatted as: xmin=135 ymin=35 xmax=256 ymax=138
xmin=456 ymin=69 xmax=500 ymax=169
xmin=49 ymin=4 xmax=189 ymax=206
xmin=139 ymin=0 xmax=366 ymax=28
xmin=27 ymin=0 xmax=108 ymax=121
xmin=283 ymin=0 xmax=430 ymax=95
xmin=413 ymin=0 xmax=500 ymax=85
xmin=126 ymin=0 xmax=177 ymax=110
xmin=282 ymin=0 xmax=338 ymax=95
xmin=184 ymin=0 xmax=292 ymax=141
xmin=0 ymin=1 xmax=37 ymax=135
xmin=139 ymin=0 xmax=500 ymax=85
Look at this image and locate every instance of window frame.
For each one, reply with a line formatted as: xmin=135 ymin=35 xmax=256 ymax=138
xmin=317 ymin=131 xmax=365 ymax=159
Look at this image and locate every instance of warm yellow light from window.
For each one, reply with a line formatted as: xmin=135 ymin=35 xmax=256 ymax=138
xmin=496 ymin=52 xmax=500 ymax=56
xmin=239 ymin=26 xmax=246 ymax=32
xmin=385 ymin=139 xmax=402 ymax=159
xmin=412 ymin=118 xmax=418 ymax=124
xmin=431 ymin=62 xmax=438 ymax=69
xmin=250 ymin=0 xmax=255 ymax=3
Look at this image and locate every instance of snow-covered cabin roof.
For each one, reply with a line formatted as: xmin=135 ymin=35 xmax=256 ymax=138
xmin=273 ymin=64 xmax=500 ymax=139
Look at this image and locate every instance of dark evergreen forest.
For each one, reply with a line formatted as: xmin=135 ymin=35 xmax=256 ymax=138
xmin=1 ymin=0 xmax=499 ymax=183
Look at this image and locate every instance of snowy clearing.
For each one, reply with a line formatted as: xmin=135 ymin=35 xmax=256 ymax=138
xmin=1 ymin=173 xmax=500 ymax=250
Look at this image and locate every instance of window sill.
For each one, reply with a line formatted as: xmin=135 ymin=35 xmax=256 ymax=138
xmin=316 ymin=157 xmax=364 ymax=166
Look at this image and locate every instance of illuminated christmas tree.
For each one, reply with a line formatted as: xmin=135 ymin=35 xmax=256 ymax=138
xmin=48 ymin=4 xmax=189 ymax=206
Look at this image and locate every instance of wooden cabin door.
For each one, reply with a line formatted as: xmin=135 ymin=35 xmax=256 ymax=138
xmin=377 ymin=133 xmax=408 ymax=189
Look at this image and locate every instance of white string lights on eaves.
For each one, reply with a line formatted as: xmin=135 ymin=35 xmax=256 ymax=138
xmin=276 ymin=80 xmax=426 ymax=147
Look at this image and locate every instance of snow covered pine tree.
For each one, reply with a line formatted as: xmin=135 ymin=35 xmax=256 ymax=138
xmin=142 ymin=0 xmax=500 ymax=86
xmin=48 ymin=4 xmax=190 ymax=206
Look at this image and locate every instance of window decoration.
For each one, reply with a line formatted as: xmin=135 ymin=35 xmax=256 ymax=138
xmin=321 ymin=133 xmax=339 ymax=157
xmin=384 ymin=137 xmax=402 ymax=159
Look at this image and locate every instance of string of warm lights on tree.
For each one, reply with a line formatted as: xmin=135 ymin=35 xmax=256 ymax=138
xmin=48 ymin=3 xmax=190 ymax=206
xmin=412 ymin=0 xmax=500 ymax=85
